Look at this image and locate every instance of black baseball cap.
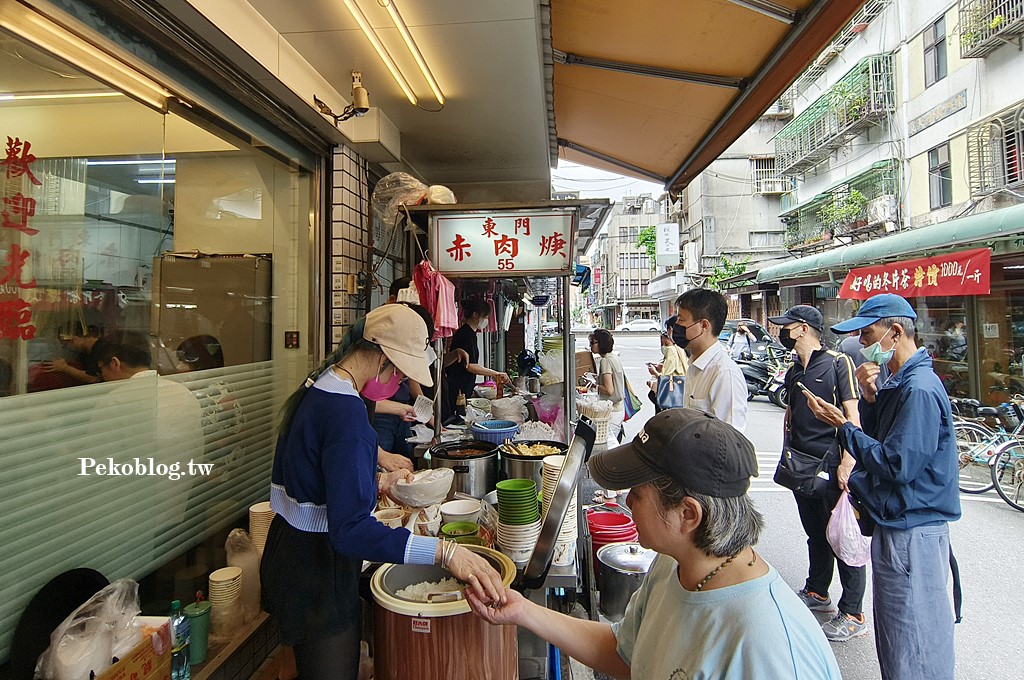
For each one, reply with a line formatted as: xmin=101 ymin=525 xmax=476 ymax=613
xmin=588 ymin=409 xmax=757 ymax=497
xmin=768 ymin=305 xmax=824 ymax=333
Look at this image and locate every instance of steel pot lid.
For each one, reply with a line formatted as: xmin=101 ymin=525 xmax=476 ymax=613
xmin=597 ymin=543 xmax=656 ymax=573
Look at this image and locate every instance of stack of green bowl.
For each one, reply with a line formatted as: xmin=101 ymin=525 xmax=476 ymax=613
xmin=496 ymin=479 xmax=540 ymax=525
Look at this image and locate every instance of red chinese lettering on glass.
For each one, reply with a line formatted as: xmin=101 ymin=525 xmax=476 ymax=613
xmin=1 ymin=243 xmax=36 ymax=288
xmin=514 ymin=217 xmax=531 ymax=236
xmin=494 ymin=235 xmax=519 ymax=258
xmin=0 ymin=298 xmax=35 ymax=339
xmin=2 ymin=192 xmax=39 ymax=235
xmin=2 ymin=137 xmax=41 ymax=186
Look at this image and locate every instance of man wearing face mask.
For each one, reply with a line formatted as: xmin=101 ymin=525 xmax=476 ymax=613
xmin=768 ymin=305 xmax=866 ymax=641
xmin=673 ymin=289 xmax=747 ymax=432
xmin=804 ymin=293 xmax=960 ymax=680
xmin=443 ymin=297 xmax=511 ymax=421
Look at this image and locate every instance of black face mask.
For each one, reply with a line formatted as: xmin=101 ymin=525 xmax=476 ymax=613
xmin=672 ymin=322 xmax=700 ymax=350
xmin=779 ymin=327 xmax=798 ymax=351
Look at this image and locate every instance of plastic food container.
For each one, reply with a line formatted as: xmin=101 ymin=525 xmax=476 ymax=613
xmin=470 ymin=420 xmax=519 ymax=445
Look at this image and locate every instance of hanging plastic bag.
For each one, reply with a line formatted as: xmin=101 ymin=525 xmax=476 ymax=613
xmin=826 ymin=491 xmax=872 ymax=567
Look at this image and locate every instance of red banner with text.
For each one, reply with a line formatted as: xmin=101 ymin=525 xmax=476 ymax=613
xmin=838 ymin=248 xmax=991 ymax=300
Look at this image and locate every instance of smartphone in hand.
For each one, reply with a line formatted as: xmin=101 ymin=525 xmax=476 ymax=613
xmin=796 ymin=380 xmax=814 ymax=396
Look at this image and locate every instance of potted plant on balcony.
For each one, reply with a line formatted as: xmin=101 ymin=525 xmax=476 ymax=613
xmin=830 ymin=81 xmax=868 ymax=122
xmin=816 ymin=190 xmax=868 ymax=235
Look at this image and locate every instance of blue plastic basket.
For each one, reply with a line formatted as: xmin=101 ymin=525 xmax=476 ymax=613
xmin=470 ymin=420 xmax=520 ymax=445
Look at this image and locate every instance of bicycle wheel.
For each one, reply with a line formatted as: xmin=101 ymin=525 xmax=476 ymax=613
xmin=954 ymin=422 xmax=997 ymax=494
xmin=991 ymin=442 xmax=1024 ymax=513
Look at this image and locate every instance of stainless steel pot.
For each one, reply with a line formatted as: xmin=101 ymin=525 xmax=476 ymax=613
xmin=428 ymin=441 xmax=498 ymax=499
xmin=596 ymin=542 xmax=656 ymax=622
xmin=499 ymin=439 xmax=568 ymax=489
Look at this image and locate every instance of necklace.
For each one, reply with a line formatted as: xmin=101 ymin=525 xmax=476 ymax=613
xmin=333 ymin=365 xmax=358 ymax=385
xmin=694 ymin=553 xmax=738 ymax=591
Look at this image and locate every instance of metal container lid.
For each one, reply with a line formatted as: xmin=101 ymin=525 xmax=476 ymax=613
xmin=597 ymin=543 xmax=656 ymax=573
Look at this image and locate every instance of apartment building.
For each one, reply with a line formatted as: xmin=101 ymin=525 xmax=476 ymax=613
xmin=758 ymin=0 xmax=1024 ymax=404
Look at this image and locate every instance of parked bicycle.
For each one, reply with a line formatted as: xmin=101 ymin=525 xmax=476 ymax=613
xmin=950 ymin=397 xmax=1024 ymax=512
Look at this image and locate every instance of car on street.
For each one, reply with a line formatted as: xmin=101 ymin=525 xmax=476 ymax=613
xmin=569 ymin=323 xmax=596 ymax=335
xmin=615 ymin=318 xmax=663 ymax=332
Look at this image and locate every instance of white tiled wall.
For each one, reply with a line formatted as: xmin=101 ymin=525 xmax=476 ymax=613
xmin=330 ymin=145 xmax=370 ymax=345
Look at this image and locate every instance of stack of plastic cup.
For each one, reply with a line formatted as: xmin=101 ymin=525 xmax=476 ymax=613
xmin=495 ymin=479 xmax=541 ymax=564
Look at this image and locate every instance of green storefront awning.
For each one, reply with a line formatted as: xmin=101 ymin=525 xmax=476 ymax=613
xmin=758 ymin=202 xmax=1024 ymax=283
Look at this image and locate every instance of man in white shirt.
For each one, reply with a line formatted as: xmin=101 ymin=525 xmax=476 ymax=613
xmin=672 ymin=289 xmax=748 ymax=432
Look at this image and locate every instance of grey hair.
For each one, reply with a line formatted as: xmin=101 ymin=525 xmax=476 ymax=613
xmin=651 ymin=477 xmax=764 ymax=558
xmin=877 ymin=316 xmax=916 ymax=339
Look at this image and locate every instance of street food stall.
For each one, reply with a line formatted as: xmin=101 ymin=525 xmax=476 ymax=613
xmin=372 ymin=199 xmax=608 ymax=678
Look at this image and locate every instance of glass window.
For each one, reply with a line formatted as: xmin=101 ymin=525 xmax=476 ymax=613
xmin=929 ymin=143 xmax=953 ymax=209
xmin=924 ymin=16 xmax=947 ymax=87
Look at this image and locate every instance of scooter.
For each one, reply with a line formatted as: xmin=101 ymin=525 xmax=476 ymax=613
xmin=737 ymin=347 xmax=791 ymax=408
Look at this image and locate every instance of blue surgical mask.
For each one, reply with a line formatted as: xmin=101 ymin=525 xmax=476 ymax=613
xmin=860 ymin=328 xmax=895 ymax=365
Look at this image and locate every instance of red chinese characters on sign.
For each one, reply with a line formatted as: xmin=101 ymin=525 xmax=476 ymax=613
xmin=515 ymin=217 xmax=531 ymax=236
xmin=494 ymin=235 xmax=519 ymax=258
xmin=0 ymin=134 xmax=41 ymax=341
xmin=481 ymin=217 xmax=497 ymax=238
xmin=539 ymin=232 xmax=566 ymax=258
xmin=839 ymin=248 xmax=990 ymax=300
xmin=446 ymin=234 xmax=472 ymax=261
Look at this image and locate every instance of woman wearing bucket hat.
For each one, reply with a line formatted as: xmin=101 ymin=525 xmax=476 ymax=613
xmin=261 ymin=304 xmax=506 ymax=679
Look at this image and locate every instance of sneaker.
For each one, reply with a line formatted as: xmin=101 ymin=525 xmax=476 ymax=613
xmin=797 ymin=589 xmax=835 ymax=612
xmin=822 ymin=612 xmax=869 ymax=642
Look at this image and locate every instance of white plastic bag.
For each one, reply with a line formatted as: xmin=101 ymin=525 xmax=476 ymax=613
xmin=827 ymin=491 xmax=872 ymax=567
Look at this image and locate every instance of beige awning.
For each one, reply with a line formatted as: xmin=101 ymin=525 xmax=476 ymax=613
xmin=551 ymin=0 xmax=867 ymax=191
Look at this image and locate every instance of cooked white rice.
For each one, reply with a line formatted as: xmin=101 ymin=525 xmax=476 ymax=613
xmin=395 ymin=578 xmax=464 ymax=602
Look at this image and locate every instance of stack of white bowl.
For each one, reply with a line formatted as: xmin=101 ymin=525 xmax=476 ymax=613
xmin=249 ymin=502 xmax=275 ymax=555
xmin=541 ymin=455 xmax=578 ymax=566
xmin=209 ymin=566 xmax=244 ymax=639
xmin=496 ymin=519 xmax=542 ymax=565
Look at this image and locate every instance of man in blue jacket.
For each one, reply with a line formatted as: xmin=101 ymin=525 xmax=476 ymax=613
xmin=804 ymin=293 xmax=960 ymax=680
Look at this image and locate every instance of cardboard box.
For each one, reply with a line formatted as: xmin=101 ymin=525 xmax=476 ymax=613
xmin=575 ymin=350 xmax=596 ymax=385
xmin=97 ymin=617 xmax=171 ymax=680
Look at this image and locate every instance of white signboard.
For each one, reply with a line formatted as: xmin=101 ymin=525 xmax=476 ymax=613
xmin=433 ymin=210 xmax=575 ymax=276
xmin=656 ymin=222 xmax=680 ymax=267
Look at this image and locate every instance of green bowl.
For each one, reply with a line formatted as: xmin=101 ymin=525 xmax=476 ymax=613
xmin=497 ymin=479 xmax=537 ymax=492
xmin=441 ymin=521 xmax=479 ymax=537
xmin=453 ymin=536 xmax=488 ymax=546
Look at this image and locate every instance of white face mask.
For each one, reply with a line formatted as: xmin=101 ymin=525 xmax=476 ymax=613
xmin=476 ymin=317 xmax=489 ymax=331
xmin=425 ymin=345 xmax=438 ymax=364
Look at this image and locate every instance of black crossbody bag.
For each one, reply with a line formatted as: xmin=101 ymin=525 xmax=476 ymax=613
xmin=773 ymin=354 xmax=844 ymax=499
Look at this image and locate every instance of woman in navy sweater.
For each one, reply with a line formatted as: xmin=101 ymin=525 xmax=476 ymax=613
xmin=261 ymin=304 xmax=505 ymax=679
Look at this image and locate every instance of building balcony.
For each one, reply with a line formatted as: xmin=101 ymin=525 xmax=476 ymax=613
xmin=959 ymin=0 xmax=1024 ymax=58
xmin=774 ymin=54 xmax=896 ymax=177
xmin=782 ymin=159 xmax=900 ymax=252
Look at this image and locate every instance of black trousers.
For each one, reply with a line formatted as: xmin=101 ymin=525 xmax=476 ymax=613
xmin=793 ymin=486 xmax=867 ymax=616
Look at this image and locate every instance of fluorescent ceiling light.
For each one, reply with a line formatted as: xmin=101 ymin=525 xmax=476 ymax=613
xmin=381 ymin=0 xmax=444 ymax=105
xmin=87 ymin=159 xmax=176 ymax=166
xmin=136 ymin=178 xmax=175 ymax=184
xmin=0 ymin=91 xmax=123 ymax=101
xmin=341 ymin=0 xmax=418 ymax=105
xmin=0 ymin=2 xmax=172 ymax=110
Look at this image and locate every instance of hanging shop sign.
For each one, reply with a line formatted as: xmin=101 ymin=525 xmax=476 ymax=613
xmin=655 ymin=223 xmax=680 ymax=267
xmin=432 ymin=210 xmax=575 ymax=277
xmin=838 ymin=248 xmax=990 ymax=300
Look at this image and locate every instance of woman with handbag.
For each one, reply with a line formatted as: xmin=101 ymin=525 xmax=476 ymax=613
xmin=589 ymin=329 xmax=625 ymax=446
xmin=647 ymin=325 xmax=688 ymax=412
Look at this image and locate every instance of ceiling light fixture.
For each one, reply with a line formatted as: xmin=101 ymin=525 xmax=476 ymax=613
xmin=380 ymin=0 xmax=444 ymax=105
xmin=136 ymin=178 xmax=175 ymax=184
xmin=0 ymin=91 xmax=123 ymax=101
xmin=0 ymin=3 xmax=172 ymax=110
xmin=87 ymin=159 xmax=176 ymax=166
xmin=341 ymin=0 xmax=418 ymax=105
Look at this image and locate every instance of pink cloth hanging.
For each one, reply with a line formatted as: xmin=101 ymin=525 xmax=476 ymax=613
xmin=413 ymin=259 xmax=457 ymax=339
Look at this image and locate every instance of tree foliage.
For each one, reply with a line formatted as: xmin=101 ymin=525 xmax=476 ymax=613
xmin=636 ymin=226 xmax=657 ymax=267
xmin=705 ymin=255 xmax=749 ymax=291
